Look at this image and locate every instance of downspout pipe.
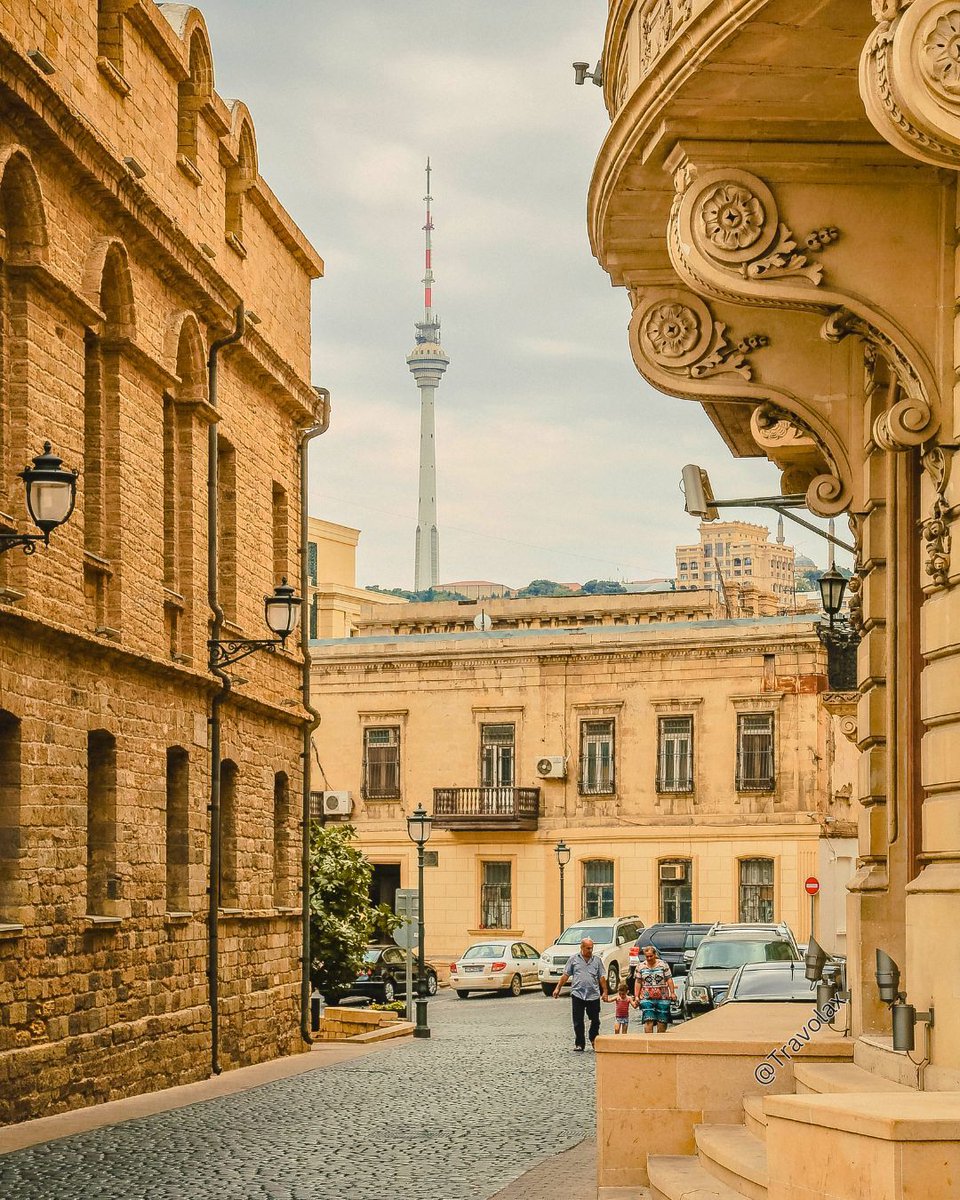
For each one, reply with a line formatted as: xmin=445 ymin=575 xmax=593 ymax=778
xmin=207 ymin=303 xmax=245 ymax=1076
xmin=300 ymin=386 xmax=330 ymax=1045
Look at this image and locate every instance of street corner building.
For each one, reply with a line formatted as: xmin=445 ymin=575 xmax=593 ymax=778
xmin=585 ymin=1 xmax=960 ymax=1196
xmin=0 ymin=2 xmax=324 ymax=1122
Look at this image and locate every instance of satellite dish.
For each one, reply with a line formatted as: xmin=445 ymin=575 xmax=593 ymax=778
xmin=474 ymin=610 xmax=493 ymax=631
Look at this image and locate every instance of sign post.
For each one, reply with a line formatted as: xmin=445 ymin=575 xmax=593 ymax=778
xmin=804 ymin=876 xmax=820 ymax=945
xmin=394 ymin=888 xmax=420 ymax=1022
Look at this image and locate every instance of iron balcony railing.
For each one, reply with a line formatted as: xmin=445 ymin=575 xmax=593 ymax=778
xmin=433 ymin=786 xmax=541 ymax=828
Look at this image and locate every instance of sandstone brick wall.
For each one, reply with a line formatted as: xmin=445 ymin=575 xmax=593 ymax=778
xmin=0 ymin=1 xmax=323 ymax=1123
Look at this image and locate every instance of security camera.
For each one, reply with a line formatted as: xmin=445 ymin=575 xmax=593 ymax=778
xmin=680 ymin=464 xmax=720 ymax=521
xmin=572 ymin=61 xmax=603 ymax=87
xmin=875 ymin=948 xmax=902 ymax=1006
xmin=804 ymin=935 xmax=828 ymax=983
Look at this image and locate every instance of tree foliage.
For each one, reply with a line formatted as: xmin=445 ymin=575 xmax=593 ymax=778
xmin=365 ymin=585 xmax=469 ymax=602
xmin=580 ymin=579 xmax=626 ymax=595
xmin=308 ymin=822 xmax=399 ymax=998
xmin=514 ymin=579 xmax=574 ymax=598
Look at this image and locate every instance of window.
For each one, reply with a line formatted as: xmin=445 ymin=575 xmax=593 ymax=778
xmin=582 ymin=860 xmax=614 ymax=918
xmin=704 ymin=545 xmax=711 ymax=556
xmin=480 ymin=724 xmax=514 ymax=788
xmin=739 ymin=858 xmax=775 ymax=922
xmin=97 ymin=0 xmax=125 ymax=76
xmin=0 ymin=711 xmax=22 ymax=922
xmin=307 ymin=541 xmax=318 ymax=586
xmin=165 ymin=747 xmax=189 ymax=912
xmin=657 ymin=716 xmax=693 ymax=793
xmin=86 ymin=730 xmax=117 ymax=916
xmin=480 ymin=861 xmax=511 ymax=928
xmin=217 ymin=439 xmax=237 ymax=623
xmin=226 ymin=122 xmax=257 ymax=250
xmin=363 ymin=727 xmax=400 ymax=799
xmin=736 ymin=713 xmax=775 ymax=790
xmin=177 ymin=30 xmax=213 ymax=174
xmin=273 ymin=771 xmax=293 ymax=906
xmin=309 ymin=594 xmax=319 ymax=640
xmin=272 ymin=482 xmax=289 ymax=584
xmin=219 ymin=759 xmax=239 ymax=908
xmin=579 ymin=719 xmax=614 ymax=794
xmin=659 ymin=859 xmax=692 ymax=923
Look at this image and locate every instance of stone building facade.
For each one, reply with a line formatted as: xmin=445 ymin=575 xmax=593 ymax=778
xmin=675 ymin=519 xmax=796 ymax=601
xmin=588 ymin=0 xmax=960 ymax=1192
xmin=310 ymin=592 xmax=857 ymax=966
xmin=0 ymin=2 xmax=323 ymax=1122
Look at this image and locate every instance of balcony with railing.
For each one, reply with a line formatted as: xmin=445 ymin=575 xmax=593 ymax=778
xmin=432 ymin=787 xmax=541 ymax=831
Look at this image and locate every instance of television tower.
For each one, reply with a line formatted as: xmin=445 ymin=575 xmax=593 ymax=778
xmin=407 ymin=158 xmax=450 ymax=592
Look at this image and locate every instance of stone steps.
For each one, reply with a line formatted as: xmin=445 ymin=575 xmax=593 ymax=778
xmin=695 ymin=1123 xmax=768 ymax=1199
xmin=742 ymin=1094 xmax=767 ymax=1140
xmin=648 ymin=1154 xmax=744 ymax=1200
xmin=793 ymin=1060 xmax=913 ymax=1096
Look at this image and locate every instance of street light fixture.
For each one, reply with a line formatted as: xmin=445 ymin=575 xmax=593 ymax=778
xmin=0 ymin=442 xmax=78 ymax=555
xmin=554 ymin=840 xmax=571 ymax=938
xmin=818 ymin=565 xmax=847 ymax=629
xmin=208 ymin=578 xmax=302 ymax=669
xmin=406 ymin=803 xmax=433 ymax=1039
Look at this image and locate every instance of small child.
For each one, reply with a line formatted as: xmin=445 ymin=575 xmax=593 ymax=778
xmin=604 ymin=981 xmax=637 ymax=1034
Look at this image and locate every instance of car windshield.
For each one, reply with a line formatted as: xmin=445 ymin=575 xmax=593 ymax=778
xmin=696 ymin=939 xmax=796 ymax=969
xmin=733 ymin=972 xmax=813 ymax=1000
xmin=362 ymin=949 xmax=382 ymax=963
xmin=556 ymin=925 xmax=613 ymax=945
xmin=462 ymin=944 xmax=506 ymax=959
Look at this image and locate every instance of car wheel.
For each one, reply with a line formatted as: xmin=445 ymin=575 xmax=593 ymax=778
xmin=509 ymin=973 xmax=522 ymax=997
xmin=456 ymin=990 xmax=470 ymax=999
xmin=382 ymin=978 xmax=395 ymax=1003
xmin=426 ymin=971 xmax=438 ymax=996
xmin=606 ymin=962 xmax=620 ymax=991
xmin=541 ymin=984 xmax=554 ymax=996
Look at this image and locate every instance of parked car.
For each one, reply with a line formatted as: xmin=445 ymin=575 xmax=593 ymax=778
xmin=716 ymin=960 xmax=818 ymax=1006
xmin=682 ymin=923 xmax=801 ymax=1018
xmin=626 ymin=922 xmax=713 ymax=988
xmin=537 ymin=916 xmax=644 ymax=995
xmin=343 ymin=945 xmax=439 ymax=1003
xmin=450 ymin=939 xmax=542 ymax=997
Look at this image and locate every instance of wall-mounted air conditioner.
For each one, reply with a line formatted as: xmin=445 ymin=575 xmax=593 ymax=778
xmin=536 ymin=756 xmax=567 ymax=779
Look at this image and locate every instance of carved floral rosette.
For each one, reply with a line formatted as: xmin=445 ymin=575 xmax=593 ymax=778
xmin=861 ymin=0 xmax=960 ymax=170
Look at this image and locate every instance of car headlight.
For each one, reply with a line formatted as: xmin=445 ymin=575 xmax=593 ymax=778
xmin=540 ymin=953 xmax=550 ymax=962
xmin=687 ymin=985 xmax=709 ymax=1003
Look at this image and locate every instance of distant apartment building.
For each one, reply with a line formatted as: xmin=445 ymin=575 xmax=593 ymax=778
xmin=675 ymin=520 xmax=796 ymax=601
xmin=306 ymin=518 xmax=396 ymax=638
xmin=310 ymin=591 xmax=857 ymax=965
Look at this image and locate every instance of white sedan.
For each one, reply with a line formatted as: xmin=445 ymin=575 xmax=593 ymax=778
xmin=449 ymin=940 xmax=542 ymax=998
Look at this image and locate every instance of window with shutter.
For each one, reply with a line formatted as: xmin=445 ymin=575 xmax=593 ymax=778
xmin=362 ymin=727 xmax=400 ymax=799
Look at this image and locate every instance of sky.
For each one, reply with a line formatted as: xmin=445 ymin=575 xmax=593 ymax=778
xmin=195 ymin=1 xmax=848 ymax=590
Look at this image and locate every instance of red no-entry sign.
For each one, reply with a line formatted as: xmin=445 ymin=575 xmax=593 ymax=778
xmin=804 ymin=876 xmax=820 ymax=896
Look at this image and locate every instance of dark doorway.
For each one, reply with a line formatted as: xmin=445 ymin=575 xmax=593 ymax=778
xmin=370 ymin=863 xmax=401 ymax=910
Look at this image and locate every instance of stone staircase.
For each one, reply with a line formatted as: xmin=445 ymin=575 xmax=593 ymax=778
xmin=636 ymin=1063 xmax=912 ymax=1200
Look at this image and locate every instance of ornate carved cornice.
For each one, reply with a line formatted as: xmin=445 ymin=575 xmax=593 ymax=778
xmin=861 ymin=1 xmax=960 ymax=170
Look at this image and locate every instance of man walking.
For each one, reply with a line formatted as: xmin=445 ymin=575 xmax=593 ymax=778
xmin=553 ymin=937 xmax=608 ymax=1050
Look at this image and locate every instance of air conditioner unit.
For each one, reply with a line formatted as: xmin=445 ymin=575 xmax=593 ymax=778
xmin=536 ymin=756 xmax=567 ymax=779
xmin=323 ymin=790 xmax=353 ymax=816
xmin=660 ymin=863 xmax=686 ymax=882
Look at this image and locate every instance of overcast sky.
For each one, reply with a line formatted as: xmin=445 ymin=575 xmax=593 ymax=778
xmin=196 ymin=1 xmax=846 ymax=590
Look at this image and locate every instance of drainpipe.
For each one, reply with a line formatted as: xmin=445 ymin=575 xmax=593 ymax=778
xmin=207 ymin=303 xmax=245 ymax=1076
xmin=300 ymin=387 xmax=330 ymax=1045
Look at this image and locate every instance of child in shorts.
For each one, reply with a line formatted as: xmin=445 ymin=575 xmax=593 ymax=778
xmin=604 ymin=980 xmax=637 ymax=1034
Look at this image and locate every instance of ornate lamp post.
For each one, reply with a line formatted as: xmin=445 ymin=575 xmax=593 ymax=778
xmin=818 ymin=564 xmax=847 ymax=630
xmin=406 ymin=803 xmax=433 ymax=1039
xmin=554 ymin=840 xmax=571 ymax=938
xmin=208 ymin=578 xmax=302 ymax=668
xmin=0 ymin=443 xmax=78 ymax=554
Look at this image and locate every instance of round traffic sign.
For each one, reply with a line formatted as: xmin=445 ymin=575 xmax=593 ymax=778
xmin=804 ymin=876 xmax=820 ymax=896
xmin=393 ymin=919 xmax=417 ymax=950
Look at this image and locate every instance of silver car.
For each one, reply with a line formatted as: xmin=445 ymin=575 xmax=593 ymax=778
xmin=450 ymin=939 xmax=542 ymax=998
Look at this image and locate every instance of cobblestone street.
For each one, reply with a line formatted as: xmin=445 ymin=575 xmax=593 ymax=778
xmin=1 ymin=990 xmax=599 ymax=1200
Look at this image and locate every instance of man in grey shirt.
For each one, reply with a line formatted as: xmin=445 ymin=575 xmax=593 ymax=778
xmin=553 ymin=938 xmax=608 ymax=1050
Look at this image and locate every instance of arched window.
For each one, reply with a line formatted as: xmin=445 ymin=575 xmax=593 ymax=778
xmin=0 ymin=710 xmax=22 ymax=923
xmin=165 ymin=747 xmax=190 ymax=912
xmin=177 ymin=30 xmax=213 ymax=180
xmin=219 ymin=759 xmax=239 ymax=909
xmin=225 ymin=121 xmax=256 ymax=253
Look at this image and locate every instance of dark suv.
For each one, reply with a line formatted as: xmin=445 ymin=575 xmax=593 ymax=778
xmin=682 ymin=923 xmax=801 ymax=1019
xmin=626 ymin=923 xmax=712 ymax=989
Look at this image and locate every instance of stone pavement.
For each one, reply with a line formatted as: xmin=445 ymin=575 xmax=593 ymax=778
xmin=489 ymin=1137 xmax=596 ymax=1198
xmin=0 ymin=989 xmax=601 ymax=1200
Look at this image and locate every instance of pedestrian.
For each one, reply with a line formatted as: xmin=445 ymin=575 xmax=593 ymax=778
xmin=552 ymin=937 xmax=608 ymax=1050
xmin=634 ymin=943 xmax=675 ymax=1034
xmin=604 ymin=980 xmax=637 ymax=1034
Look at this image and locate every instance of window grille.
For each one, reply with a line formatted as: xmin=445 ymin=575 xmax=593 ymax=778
xmin=362 ymin=727 xmax=400 ymax=799
xmin=659 ymin=859 xmax=693 ymax=923
xmin=481 ymin=861 xmax=512 ymax=928
xmin=739 ymin=858 xmax=774 ymax=922
xmin=579 ymin=719 xmax=614 ymax=795
xmin=582 ymin=859 xmax=614 ymax=918
xmin=736 ymin=713 xmax=775 ymax=790
xmin=657 ymin=716 xmax=693 ymax=792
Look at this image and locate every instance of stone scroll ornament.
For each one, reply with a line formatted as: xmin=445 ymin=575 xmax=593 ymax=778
xmin=861 ymin=1 xmax=960 ymax=170
xmin=921 ymin=445 xmax=954 ymax=588
xmin=632 ymin=292 xmax=768 ymax=382
xmin=751 ymin=404 xmax=852 ymax=518
xmin=669 ymin=168 xmax=838 ymax=293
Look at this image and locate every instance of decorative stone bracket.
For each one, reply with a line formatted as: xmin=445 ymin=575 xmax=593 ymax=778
xmin=922 ymin=444 xmax=955 ymax=588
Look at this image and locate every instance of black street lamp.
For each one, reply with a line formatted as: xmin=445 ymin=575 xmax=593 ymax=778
xmin=208 ymin=578 xmax=302 ymax=669
xmin=406 ymin=803 xmax=433 ymax=1039
xmin=0 ymin=442 xmax=78 ymax=555
xmin=818 ymin=565 xmax=847 ymax=629
xmin=555 ymin=840 xmax=571 ymax=938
